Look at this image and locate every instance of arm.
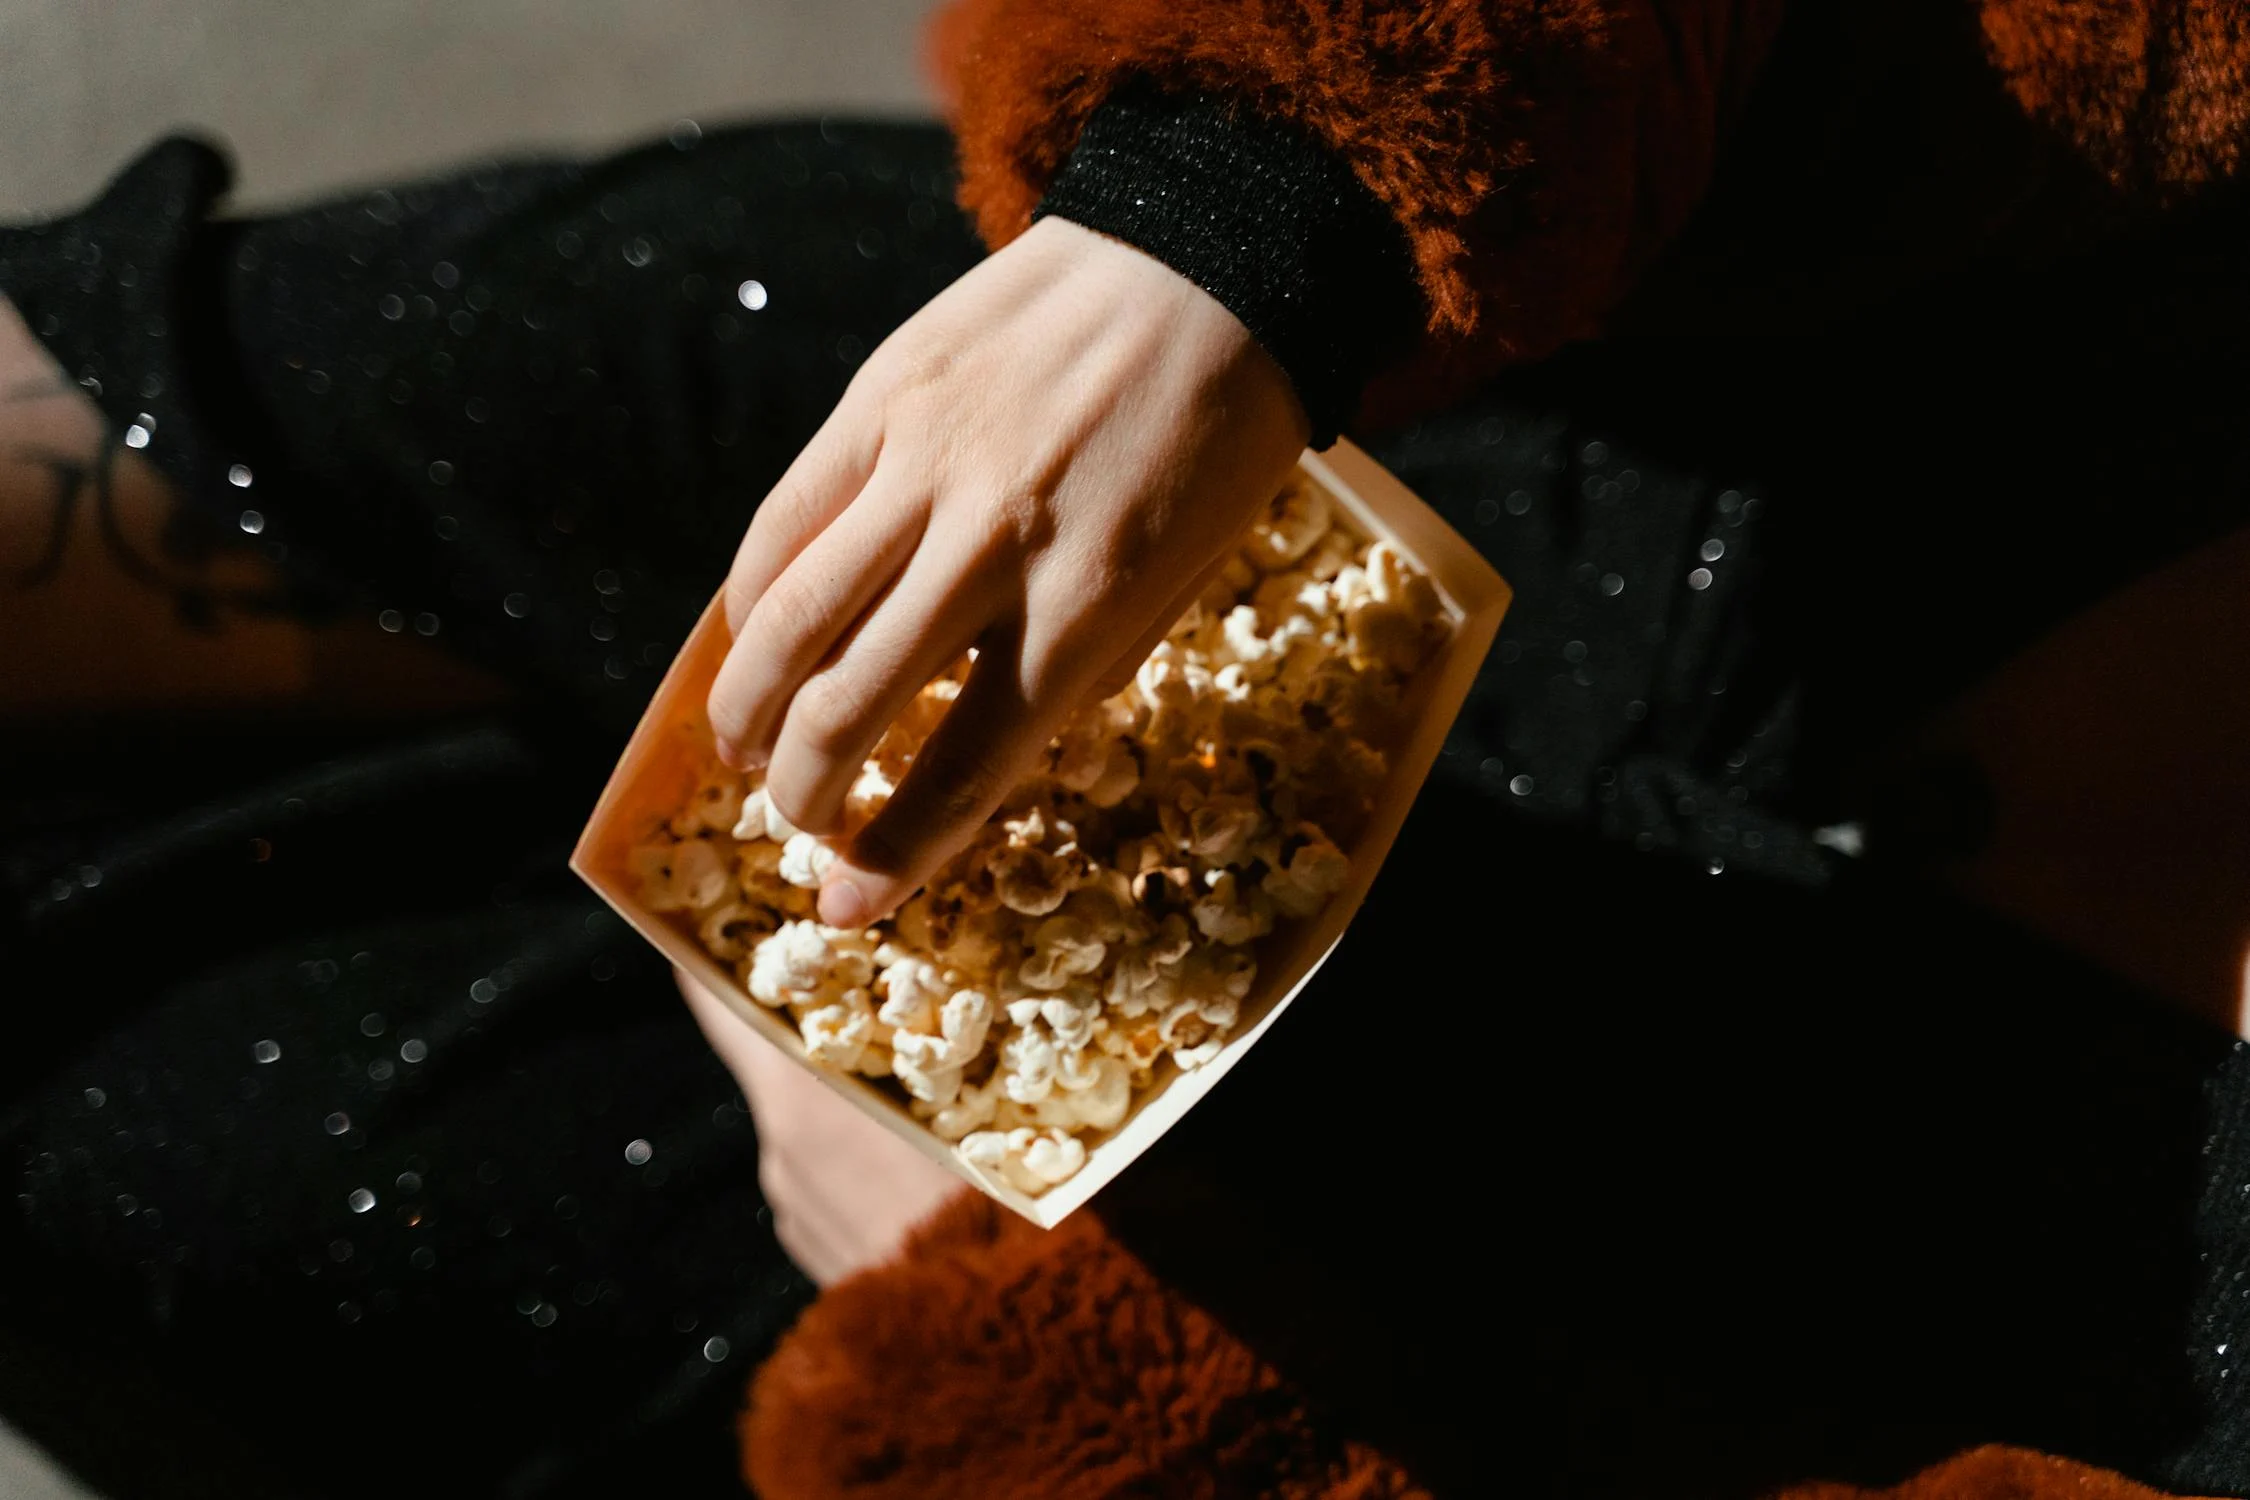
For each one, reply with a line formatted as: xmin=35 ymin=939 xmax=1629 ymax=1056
xmin=933 ymin=0 xmax=1792 ymax=420
xmin=706 ymin=0 xmax=1791 ymax=923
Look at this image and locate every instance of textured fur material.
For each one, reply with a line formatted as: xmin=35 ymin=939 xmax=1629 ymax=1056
xmin=929 ymin=0 xmax=2250 ymax=409
xmin=741 ymin=1193 xmax=1426 ymax=1498
xmin=1982 ymin=0 xmax=2250 ymax=194
xmin=1789 ymin=1444 xmax=2216 ymax=1500
xmin=738 ymin=6 xmax=2250 ymax=1491
xmin=932 ymin=0 xmax=1779 ymax=387
xmin=742 ymin=1196 xmax=2216 ymax=1498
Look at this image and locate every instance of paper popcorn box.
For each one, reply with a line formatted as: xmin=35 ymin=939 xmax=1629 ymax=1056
xmin=571 ymin=439 xmax=1510 ymax=1228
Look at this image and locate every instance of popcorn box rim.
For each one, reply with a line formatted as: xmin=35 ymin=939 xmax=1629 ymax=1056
xmin=571 ymin=438 xmax=1510 ymax=1229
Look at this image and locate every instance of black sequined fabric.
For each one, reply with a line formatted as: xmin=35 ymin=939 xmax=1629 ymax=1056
xmin=0 ymin=121 xmax=979 ymax=1500
xmin=7 ymin=92 xmax=2250 ymax=1498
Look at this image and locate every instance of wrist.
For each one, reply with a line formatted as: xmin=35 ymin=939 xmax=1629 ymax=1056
xmin=1032 ymin=81 xmax=1419 ymax=448
xmin=1020 ymin=215 xmax=1312 ymax=449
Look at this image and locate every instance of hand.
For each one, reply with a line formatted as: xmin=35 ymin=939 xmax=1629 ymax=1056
xmin=705 ymin=216 xmax=1309 ymax=927
xmin=676 ymin=967 xmax=963 ymax=1286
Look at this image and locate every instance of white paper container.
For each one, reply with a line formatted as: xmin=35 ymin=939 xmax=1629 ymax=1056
xmin=571 ymin=439 xmax=1510 ymax=1227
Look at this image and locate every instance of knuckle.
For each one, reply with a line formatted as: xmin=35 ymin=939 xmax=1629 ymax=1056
xmin=748 ymin=568 xmax=829 ymax=652
xmin=974 ymin=488 xmax=1043 ymax=550
xmin=789 ymin=669 xmax=875 ymax=758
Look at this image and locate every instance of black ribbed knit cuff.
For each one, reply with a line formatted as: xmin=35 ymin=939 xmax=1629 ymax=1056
xmin=1034 ymin=82 xmax=1420 ymax=448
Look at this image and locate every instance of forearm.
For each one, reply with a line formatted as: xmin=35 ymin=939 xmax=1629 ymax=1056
xmin=934 ymin=0 xmax=1791 ymax=426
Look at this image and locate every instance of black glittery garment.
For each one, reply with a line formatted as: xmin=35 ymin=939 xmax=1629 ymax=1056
xmin=10 ymin=103 xmax=2250 ymax=1498
xmin=0 ymin=121 xmax=984 ymax=1500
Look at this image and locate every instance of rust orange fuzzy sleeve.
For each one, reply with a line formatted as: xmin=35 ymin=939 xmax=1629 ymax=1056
xmin=927 ymin=0 xmax=1788 ymax=415
xmin=1789 ymin=1445 xmax=2219 ymax=1500
xmin=740 ymin=1193 xmax=1427 ymax=1499
xmin=1979 ymin=0 xmax=2250 ymax=195
xmin=740 ymin=1193 xmax=2221 ymax=1499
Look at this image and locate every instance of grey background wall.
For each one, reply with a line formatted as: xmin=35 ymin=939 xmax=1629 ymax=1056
xmin=0 ymin=4 xmax=934 ymax=1492
xmin=0 ymin=0 xmax=939 ymax=216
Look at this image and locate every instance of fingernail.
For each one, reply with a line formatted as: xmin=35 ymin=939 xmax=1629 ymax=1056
xmin=818 ymin=869 xmax=873 ymax=929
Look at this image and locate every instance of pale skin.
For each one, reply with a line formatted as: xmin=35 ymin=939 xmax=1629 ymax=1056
xmin=703 ymin=216 xmax=1311 ymax=930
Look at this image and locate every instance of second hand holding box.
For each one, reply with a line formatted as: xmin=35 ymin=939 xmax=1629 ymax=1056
xmin=573 ymin=439 xmax=1509 ymax=1227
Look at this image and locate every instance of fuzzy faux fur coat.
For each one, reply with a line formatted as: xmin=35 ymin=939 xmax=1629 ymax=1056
xmin=739 ymin=2 xmax=2250 ymax=1496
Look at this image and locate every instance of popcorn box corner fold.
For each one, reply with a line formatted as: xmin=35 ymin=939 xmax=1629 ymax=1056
xmin=570 ymin=439 xmax=1509 ymax=1230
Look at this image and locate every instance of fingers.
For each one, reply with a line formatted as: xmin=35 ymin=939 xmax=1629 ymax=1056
xmin=759 ymin=540 xmax=991 ymax=837
xmin=706 ymin=471 xmax=926 ymax=769
xmin=818 ymin=634 xmax=1050 ymax=927
xmin=721 ymin=400 xmax=882 ymax=636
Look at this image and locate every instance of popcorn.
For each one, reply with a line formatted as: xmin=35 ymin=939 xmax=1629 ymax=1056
xmin=778 ymin=831 xmax=836 ymax=890
xmin=671 ymin=764 xmax=747 ymax=838
xmin=889 ymin=987 xmax=993 ymax=1107
xmin=696 ymin=901 xmax=769 ymax=963
xmin=925 ymin=1073 xmax=1003 ymax=1140
xmin=1191 ymin=869 xmax=1275 ymax=946
xmin=992 ymin=806 xmax=1077 ymax=916
xmin=1019 ymin=913 xmax=1106 ymax=991
xmin=1244 ymin=477 xmax=1332 ymax=570
xmin=732 ymin=785 xmax=800 ymax=844
xmin=631 ymin=836 xmax=729 ymax=913
xmin=744 ymin=919 xmax=872 ymax=1007
xmin=874 ymin=949 xmax=949 ymax=1033
xmin=653 ymin=476 xmax=1451 ymax=1193
xmin=960 ymin=1126 xmax=1088 ymax=1194
xmin=1261 ymin=825 xmax=1351 ymax=919
xmin=999 ymin=1024 xmax=1059 ymax=1105
xmin=1340 ymin=540 xmax=1446 ymax=674
xmin=800 ymin=997 xmax=875 ymax=1071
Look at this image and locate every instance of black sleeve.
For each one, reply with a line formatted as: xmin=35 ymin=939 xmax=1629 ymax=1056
xmin=1033 ymin=80 xmax=1423 ymax=449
